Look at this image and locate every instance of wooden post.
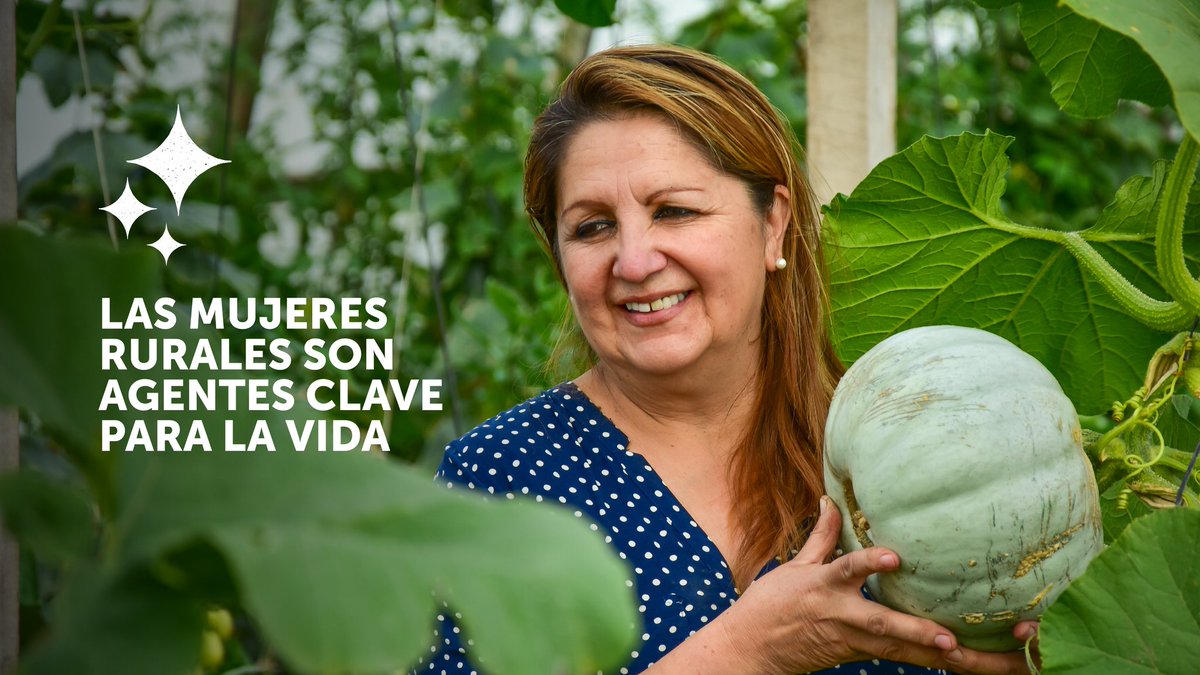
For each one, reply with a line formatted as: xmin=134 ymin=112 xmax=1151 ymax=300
xmin=0 ymin=0 xmax=20 ymax=670
xmin=807 ymin=0 xmax=897 ymax=207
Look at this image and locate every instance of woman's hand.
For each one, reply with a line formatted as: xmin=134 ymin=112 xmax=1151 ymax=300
xmin=717 ymin=497 xmax=1033 ymax=675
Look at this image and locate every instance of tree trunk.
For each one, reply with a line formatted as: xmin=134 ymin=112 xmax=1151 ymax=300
xmin=807 ymin=0 xmax=897 ymax=207
xmin=555 ymin=19 xmax=592 ymax=80
xmin=0 ymin=0 xmax=21 ymax=670
xmin=222 ymin=0 xmax=279 ymax=146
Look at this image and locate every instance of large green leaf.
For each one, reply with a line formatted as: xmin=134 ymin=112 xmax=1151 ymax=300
xmin=0 ymin=230 xmax=158 ymax=444
xmin=0 ymin=230 xmax=639 ymax=674
xmin=1063 ymin=0 xmax=1200 ymax=141
xmin=1018 ymin=0 xmax=1170 ymax=119
xmin=0 ymin=470 xmax=94 ymax=563
xmin=0 ymin=229 xmax=160 ymax=493
xmin=113 ymin=450 xmax=637 ymax=674
xmin=18 ymin=565 xmax=205 ymax=675
xmin=823 ymin=132 xmax=1200 ymax=414
xmin=553 ymin=0 xmax=617 ymax=27
xmin=1040 ymin=508 xmax=1200 ymax=673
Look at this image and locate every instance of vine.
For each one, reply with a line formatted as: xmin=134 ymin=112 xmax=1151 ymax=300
xmin=1083 ymin=320 xmax=1200 ymax=507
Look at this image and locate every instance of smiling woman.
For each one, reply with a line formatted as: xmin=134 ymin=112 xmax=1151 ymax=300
xmin=411 ymin=45 xmax=1036 ymax=675
xmin=556 ymin=114 xmax=789 ymax=381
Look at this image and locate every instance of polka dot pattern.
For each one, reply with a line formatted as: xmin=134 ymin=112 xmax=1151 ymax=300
xmin=411 ymin=383 xmax=948 ymax=675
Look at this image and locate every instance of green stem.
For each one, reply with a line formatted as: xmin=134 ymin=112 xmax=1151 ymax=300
xmin=22 ymin=0 xmax=64 ymax=59
xmin=1059 ymin=233 xmax=1192 ymax=331
xmin=983 ymin=136 xmax=1200 ymax=331
xmin=985 ymin=217 xmax=1192 ymax=331
xmin=1156 ymin=134 xmax=1200 ymax=315
xmin=1157 ymin=447 xmax=1200 ymax=476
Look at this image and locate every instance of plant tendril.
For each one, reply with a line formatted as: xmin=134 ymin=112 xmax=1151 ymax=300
xmin=1121 ymin=420 xmax=1166 ymax=478
xmin=1023 ymin=629 xmax=1041 ymax=675
xmin=1155 ymin=134 xmax=1200 ymax=315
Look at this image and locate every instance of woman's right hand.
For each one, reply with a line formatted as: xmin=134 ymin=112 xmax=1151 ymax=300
xmin=717 ymin=496 xmax=1031 ymax=675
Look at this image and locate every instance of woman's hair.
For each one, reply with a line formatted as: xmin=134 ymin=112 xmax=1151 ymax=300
xmin=523 ymin=44 xmax=844 ymax=586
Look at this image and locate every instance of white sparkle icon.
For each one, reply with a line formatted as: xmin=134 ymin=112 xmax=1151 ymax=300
xmin=148 ymin=224 xmax=186 ymax=264
xmin=99 ymin=179 xmax=156 ymax=237
xmin=128 ymin=105 xmax=229 ymax=215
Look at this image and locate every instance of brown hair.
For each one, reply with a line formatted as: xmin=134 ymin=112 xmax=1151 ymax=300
xmin=523 ymin=44 xmax=843 ymax=586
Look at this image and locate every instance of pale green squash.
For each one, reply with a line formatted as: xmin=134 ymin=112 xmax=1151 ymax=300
xmin=823 ymin=325 xmax=1103 ymax=651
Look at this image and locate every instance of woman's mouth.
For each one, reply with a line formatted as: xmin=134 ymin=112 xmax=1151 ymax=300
xmin=623 ymin=292 xmax=688 ymax=313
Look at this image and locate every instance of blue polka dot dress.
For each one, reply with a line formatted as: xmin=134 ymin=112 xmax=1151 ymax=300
xmin=412 ymin=383 xmax=949 ymax=675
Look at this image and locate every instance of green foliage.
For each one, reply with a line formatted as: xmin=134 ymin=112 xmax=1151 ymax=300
xmin=676 ymin=0 xmax=809 ymax=133
xmin=1062 ymin=0 xmax=1200 ymax=140
xmin=17 ymin=565 xmax=206 ymax=675
xmin=1039 ymin=508 xmax=1200 ymax=673
xmin=824 ymin=133 xmax=1199 ymax=414
xmin=1018 ymin=0 xmax=1169 ymax=118
xmin=0 ymin=229 xmax=637 ymax=674
xmin=554 ymin=0 xmax=617 ymax=27
xmin=902 ymin=2 xmax=1178 ymax=230
xmin=0 ymin=471 xmax=93 ymax=563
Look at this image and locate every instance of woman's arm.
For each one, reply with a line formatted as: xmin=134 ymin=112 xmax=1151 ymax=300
xmin=646 ymin=498 xmax=1035 ymax=675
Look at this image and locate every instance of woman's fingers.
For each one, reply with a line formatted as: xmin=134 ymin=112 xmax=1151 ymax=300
xmin=792 ymin=496 xmax=841 ymax=564
xmin=825 ymin=545 xmax=901 ymax=587
xmin=845 ymin=605 xmax=956 ymax=652
xmin=1013 ymin=620 xmax=1038 ymax=645
xmin=940 ymin=644 xmax=1032 ymax=675
xmin=772 ymin=504 xmax=1037 ymax=674
xmin=839 ymin=617 xmax=1025 ymax=675
xmin=835 ymin=581 xmax=1034 ymax=675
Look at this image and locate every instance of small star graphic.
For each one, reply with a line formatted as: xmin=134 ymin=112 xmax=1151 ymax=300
xmin=148 ymin=225 xmax=186 ymax=264
xmin=128 ymin=105 xmax=229 ymax=215
xmin=99 ymin=179 xmax=155 ymax=237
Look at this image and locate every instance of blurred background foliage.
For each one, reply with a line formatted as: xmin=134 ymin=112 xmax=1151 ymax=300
xmin=9 ymin=0 xmax=1184 ymax=669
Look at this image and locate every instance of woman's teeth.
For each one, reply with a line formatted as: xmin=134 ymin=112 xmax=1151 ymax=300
xmin=625 ymin=292 xmax=687 ymax=313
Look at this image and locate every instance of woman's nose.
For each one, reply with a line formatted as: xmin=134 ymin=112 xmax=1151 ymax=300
xmin=611 ymin=223 xmax=667 ymax=283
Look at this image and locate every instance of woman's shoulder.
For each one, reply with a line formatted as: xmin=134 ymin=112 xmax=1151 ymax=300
xmin=437 ymin=382 xmax=628 ymax=495
xmin=443 ymin=382 xmax=582 ymax=457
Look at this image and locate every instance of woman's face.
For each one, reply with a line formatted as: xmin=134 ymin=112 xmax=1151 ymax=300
xmin=555 ymin=114 xmax=789 ymax=380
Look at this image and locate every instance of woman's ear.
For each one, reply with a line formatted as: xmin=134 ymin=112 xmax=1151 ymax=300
xmin=764 ymin=184 xmax=791 ymax=270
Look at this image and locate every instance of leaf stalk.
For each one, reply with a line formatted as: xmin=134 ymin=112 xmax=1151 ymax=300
xmin=1155 ymin=133 xmax=1200 ymax=316
xmin=1058 ymin=233 xmax=1192 ymax=331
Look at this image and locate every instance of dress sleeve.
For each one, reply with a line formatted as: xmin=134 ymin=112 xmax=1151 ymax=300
xmin=434 ymin=435 xmax=517 ymax=496
xmin=435 ymin=440 xmax=485 ymax=491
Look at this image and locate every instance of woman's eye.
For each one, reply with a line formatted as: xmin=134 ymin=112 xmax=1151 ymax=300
xmin=575 ymin=220 xmax=614 ymax=239
xmin=655 ymin=206 xmax=693 ymax=220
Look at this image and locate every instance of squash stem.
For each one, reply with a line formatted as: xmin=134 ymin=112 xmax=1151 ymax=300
xmin=1058 ymin=233 xmax=1191 ymax=331
xmin=1156 ymin=133 xmax=1200 ymax=316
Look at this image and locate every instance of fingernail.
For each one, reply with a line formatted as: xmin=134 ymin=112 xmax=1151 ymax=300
xmin=945 ymin=649 xmax=964 ymax=663
xmin=819 ymin=496 xmax=829 ymax=515
xmin=934 ymin=634 xmax=953 ymax=651
xmin=1021 ymin=624 xmax=1038 ymax=640
xmin=879 ymin=553 xmax=898 ymax=568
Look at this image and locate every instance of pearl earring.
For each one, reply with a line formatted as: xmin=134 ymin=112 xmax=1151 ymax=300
xmin=775 ymin=258 xmax=787 ymax=270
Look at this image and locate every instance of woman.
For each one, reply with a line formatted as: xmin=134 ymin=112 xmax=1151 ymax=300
xmin=415 ymin=45 xmax=1035 ymax=674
